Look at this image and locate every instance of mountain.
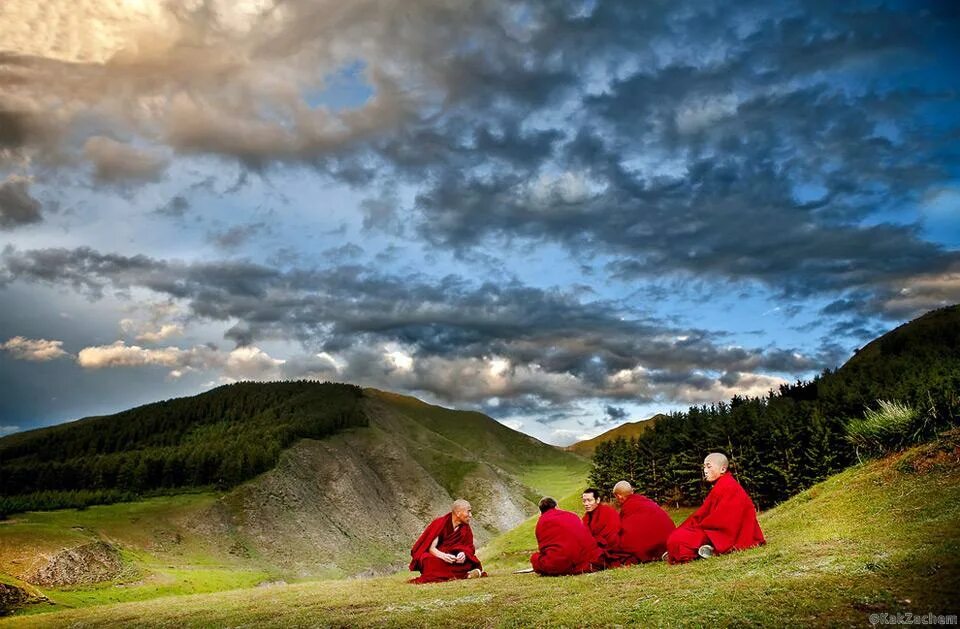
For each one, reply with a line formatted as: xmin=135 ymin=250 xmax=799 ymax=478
xmin=0 ymin=385 xmax=588 ymax=587
xmin=566 ymin=414 xmax=667 ymax=456
xmin=8 ymin=429 xmax=958 ymax=624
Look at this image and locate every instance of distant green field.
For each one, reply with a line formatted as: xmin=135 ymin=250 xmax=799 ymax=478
xmin=7 ymin=432 xmax=957 ymax=627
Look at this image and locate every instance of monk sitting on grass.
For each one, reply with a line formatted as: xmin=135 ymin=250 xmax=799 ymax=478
xmin=581 ymin=487 xmax=620 ymax=567
xmin=665 ymin=453 xmax=765 ymax=563
xmin=409 ymin=499 xmax=484 ymax=583
xmin=531 ymin=496 xmax=600 ymax=576
xmin=605 ymin=480 xmax=675 ymax=566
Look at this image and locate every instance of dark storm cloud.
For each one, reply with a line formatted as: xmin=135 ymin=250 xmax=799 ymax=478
xmin=0 ymin=177 xmax=43 ymax=229
xmin=344 ymin=2 xmax=956 ymax=327
xmin=0 ymin=245 xmax=818 ymax=405
xmin=604 ymin=405 xmax=627 ymax=421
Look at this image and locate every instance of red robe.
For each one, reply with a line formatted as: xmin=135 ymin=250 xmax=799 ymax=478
xmin=582 ymin=503 xmax=620 ymax=565
xmin=530 ymin=508 xmax=600 ymax=576
xmin=667 ymin=473 xmax=765 ymax=564
xmin=607 ymin=493 xmax=676 ymax=566
xmin=409 ymin=512 xmax=482 ymax=583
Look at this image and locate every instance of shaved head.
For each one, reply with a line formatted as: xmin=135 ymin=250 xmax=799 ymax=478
xmin=705 ymin=453 xmax=728 ymax=469
xmin=612 ymin=480 xmax=633 ymax=505
xmin=452 ymin=499 xmax=471 ymax=513
xmin=613 ymin=481 xmax=633 ymax=496
xmin=703 ymin=453 xmax=729 ymax=482
xmin=451 ymin=499 xmax=473 ymax=526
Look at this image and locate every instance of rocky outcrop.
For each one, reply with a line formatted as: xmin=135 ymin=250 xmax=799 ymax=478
xmin=25 ymin=541 xmax=127 ymax=586
xmin=0 ymin=582 xmax=31 ymax=616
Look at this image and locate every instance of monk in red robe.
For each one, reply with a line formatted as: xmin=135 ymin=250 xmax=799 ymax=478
xmin=409 ymin=499 xmax=484 ymax=583
xmin=531 ymin=496 xmax=600 ymax=576
xmin=581 ymin=487 xmax=619 ymax=569
xmin=666 ymin=453 xmax=765 ymax=564
xmin=605 ymin=480 xmax=675 ymax=566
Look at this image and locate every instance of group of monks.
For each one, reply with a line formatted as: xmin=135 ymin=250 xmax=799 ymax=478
xmin=409 ymin=452 xmax=765 ymax=583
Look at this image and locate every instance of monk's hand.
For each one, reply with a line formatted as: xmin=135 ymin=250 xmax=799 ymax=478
xmin=441 ymin=552 xmax=457 ymax=564
xmin=455 ymin=552 xmax=466 ymax=564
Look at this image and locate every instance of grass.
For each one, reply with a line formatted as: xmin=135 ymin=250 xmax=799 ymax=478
xmin=0 ymin=492 xmax=287 ymax=615
xmin=8 ymin=432 xmax=957 ymax=627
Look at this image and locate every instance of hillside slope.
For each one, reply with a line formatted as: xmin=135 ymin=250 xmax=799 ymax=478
xmin=566 ymin=414 xmax=666 ymax=456
xmin=7 ymin=430 xmax=957 ymax=626
xmin=0 ymin=388 xmax=588 ymax=601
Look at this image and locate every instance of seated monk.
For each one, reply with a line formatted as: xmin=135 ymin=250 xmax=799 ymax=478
xmin=581 ymin=487 xmax=620 ymax=568
xmin=606 ymin=480 xmax=675 ymax=566
xmin=666 ymin=453 xmax=765 ymax=564
xmin=409 ymin=499 xmax=484 ymax=583
xmin=531 ymin=496 xmax=600 ymax=576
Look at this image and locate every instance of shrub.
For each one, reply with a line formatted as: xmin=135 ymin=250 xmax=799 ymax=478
xmin=845 ymin=400 xmax=928 ymax=458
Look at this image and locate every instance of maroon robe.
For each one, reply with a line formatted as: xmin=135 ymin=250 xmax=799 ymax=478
xmin=583 ymin=503 xmax=620 ymax=567
xmin=606 ymin=493 xmax=675 ymax=566
xmin=409 ymin=512 xmax=482 ymax=583
xmin=530 ymin=508 xmax=600 ymax=576
xmin=667 ymin=473 xmax=765 ymax=564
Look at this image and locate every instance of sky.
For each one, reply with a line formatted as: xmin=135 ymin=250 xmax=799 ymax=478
xmin=1 ymin=0 xmax=959 ymax=446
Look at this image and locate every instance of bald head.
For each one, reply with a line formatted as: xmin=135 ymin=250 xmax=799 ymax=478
xmin=703 ymin=453 xmax=728 ymax=482
xmin=451 ymin=499 xmax=472 ymax=525
xmin=612 ymin=480 xmax=633 ymax=505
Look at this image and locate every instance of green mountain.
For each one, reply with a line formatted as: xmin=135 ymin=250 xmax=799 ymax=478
xmin=566 ymin=414 xmax=666 ymax=457
xmin=588 ymin=304 xmax=960 ymax=509
xmin=0 ymin=386 xmax=588 ymax=592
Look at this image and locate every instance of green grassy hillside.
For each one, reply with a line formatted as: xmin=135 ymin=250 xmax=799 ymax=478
xmin=6 ymin=430 xmax=957 ymax=626
xmin=0 ymin=382 xmax=367 ymax=515
xmin=566 ymin=414 xmax=665 ymax=457
xmin=0 ymin=389 xmax=588 ymax=611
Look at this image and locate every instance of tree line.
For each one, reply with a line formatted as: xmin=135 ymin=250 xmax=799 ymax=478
xmin=0 ymin=381 xmax=367 ymax=516
xmin=589 ymin=305 xmax=960 ymax=510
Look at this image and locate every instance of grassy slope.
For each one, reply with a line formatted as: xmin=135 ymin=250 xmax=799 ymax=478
xmin=566 ymin=414 xmax=666 ymax=457
xmin=8 ymin=433 xmax=957 ymax=627
xmin=369 ymin=389 xmax=589 ymax=498
xmin=0 ymin=392 xmax=589 ymax=614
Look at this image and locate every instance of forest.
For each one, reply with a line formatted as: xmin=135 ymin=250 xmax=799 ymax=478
xmin=589 ymin=305 xmax=960 ymax=509
xmin=0 ymin=381 xmax=367 ymax=515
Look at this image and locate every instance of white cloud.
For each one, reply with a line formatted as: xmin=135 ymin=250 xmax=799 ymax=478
xmin=75 ymin=340 xmax=286 ymax=382
xmin=1 ymin=336 xmax=70 ymax=361
xmin=0 ymin=425 xmax=21 ymax=436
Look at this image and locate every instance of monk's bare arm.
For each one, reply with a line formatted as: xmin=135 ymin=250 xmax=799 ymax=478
xmin=428 ymin=536 xmax=456 ymax=563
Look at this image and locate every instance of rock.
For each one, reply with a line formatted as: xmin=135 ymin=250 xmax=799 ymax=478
xmin=0 ymin=582 xmax=31 ymax=616
xmin=25 ymin=541 xmax=129 ymax=586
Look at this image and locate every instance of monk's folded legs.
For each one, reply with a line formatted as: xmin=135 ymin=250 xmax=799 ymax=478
xmin=410 ymin=555 xmax=474 ymax=583
xmin=666 ymin=523 xmax=710 ymax=564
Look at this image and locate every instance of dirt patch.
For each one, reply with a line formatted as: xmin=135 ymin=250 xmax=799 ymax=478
xmin=894 ymin=430 xmax=960 ymax=475
xmin=25 ymin=541 xmax=130 ymax=586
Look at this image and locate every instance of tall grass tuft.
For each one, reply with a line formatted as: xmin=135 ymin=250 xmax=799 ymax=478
xmin=845 ymin=400 xmax=928 ymax=459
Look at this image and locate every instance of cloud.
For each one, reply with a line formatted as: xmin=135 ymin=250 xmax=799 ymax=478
xmin=1 ymin=336 xmax=70 ymax=361
xmin=83 ymin=136 xmax=168 ymax=183
xmin=0 ymin=176 xmax=43 ymax=229
xmin=206 ymin=222 xmax=268 ymax=250
xmin=0 ymin=425 xmax=20 ymax=437
xmin=604 ymin=405 xmax=627 ymax=421
xmin=120 ymin=319 xmax=184 ymax=343
xmin=1 ymin=245 xmax=824 ymax=407
xmin=75 ymin=340 xmax=284 ymax=381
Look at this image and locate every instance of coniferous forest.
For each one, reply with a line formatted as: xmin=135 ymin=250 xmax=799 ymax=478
xmin=0 ymin=381 xmax=366 ymax=515
xmin=589 ymin=305 xmax=960 ymax=509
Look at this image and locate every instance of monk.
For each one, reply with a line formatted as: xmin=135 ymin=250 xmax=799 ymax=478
xmin=666 ymin=453 xmax=765 ymax=564
xmin=581 ymin=487 xmax=620 ymax=568
xmin=606 ymin=480 xmax=675 ymax=566
xmin=409 ymin=499 xmax=484 ymax=583
xmin=531 ymin=496 xmax=600 ymax=576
